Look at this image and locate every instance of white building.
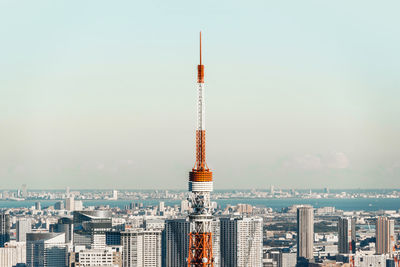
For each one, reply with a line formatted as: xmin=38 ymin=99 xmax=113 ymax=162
xmin=121 ymin=228 xmax=162 ymax=267
xmin=220 ymin=217 xmax=263 ymax=267
xmin=74 ymin=200 xmax=84 ymax=211
xmin=73 ymin=245 xmax=122 ymax=266
xmin=112 ymin=190 xmax=118 ymax=200
xmin=66 ymin=197 xmax=75 ymax=212
xmin=0 ymin=241 xmax=26 ymax=267
xmin=16 ymin=218 xmax=32 ymax=242
xmin=354 ymin=254 xmax=388 ymax=267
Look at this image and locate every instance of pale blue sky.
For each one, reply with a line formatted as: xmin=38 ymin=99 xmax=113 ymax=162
xmin=1 ymin=0 xmax=400 ymax=189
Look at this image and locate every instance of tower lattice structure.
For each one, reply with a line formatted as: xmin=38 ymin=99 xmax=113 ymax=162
xmin=187 ymin=32 xmax=214 ymax=267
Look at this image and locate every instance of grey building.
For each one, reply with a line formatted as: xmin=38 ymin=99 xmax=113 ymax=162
xmin=17 ymin=218 xmax=32 ymax=242
xmin=279 ymin=253 xmax=296 ymax=267
xmin=26 ymin=232 xmax=67 ymax=267
xmin=162 ymin=218 xmax=190 ymax=267
xmin=73 ymin=210 xmax=112 ymax=249
xmin=51 ymin=217 xmax=73 ymax=244
xmin=338 ymin=217 xmax=356 ymax=254
xmin=297 ymin=206 xmax=314 ymax=261
xmin=0 ymin=213 xmax=10 ymax=247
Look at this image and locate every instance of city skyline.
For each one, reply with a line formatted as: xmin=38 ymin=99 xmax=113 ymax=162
xmin=1 ymin=1 xmax=400 ymax=189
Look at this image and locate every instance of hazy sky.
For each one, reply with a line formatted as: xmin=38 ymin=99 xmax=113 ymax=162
xmin=1 ymin=1 xmax=400 ymax=189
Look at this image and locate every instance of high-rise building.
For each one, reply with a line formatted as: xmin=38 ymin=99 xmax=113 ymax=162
xmin=338 ymin=217 xmax=356 ymax=254
xmin=0 ymin=241 xmax=26 ymax=267
xmin=16 ymin=218 xmax=32 ymax=242
xmin=73 ymin=210 xmax=112 ymax=249
xmin=54 ymin=201 xmax=65 ymax=210
xmin=113 ymin=190 xmax=118 ymax=200
xmin=21 ymin=184 xmax=27 ymax=198
xmin=51 ymin=217 xmax=73 ymax=244
xmin=121 ymin=228 xmax=162 ymax=267
xmin=26 ymin=232 xmax=67 ymax=267
xmin=220 ymin=217 xmax=263 ymax=267
xmin=297 ymin=206 xmax=314 ymax=261
xmin=180 ymin=200 xmax=189 ymax=213
xmin=35 ymin=202 xmax=41 ymax=211
xmin=162 ymin=219 xmax=190 ymax=267
xmin=66 ymin=197 xmax=75 ymax=212
xmin=159 ymin=202 xmax=165 ymax=214
xmin=375 ymin=216 xmax=395 ymax=255
xmin=0 ymin=213 xmax=10 ymax=247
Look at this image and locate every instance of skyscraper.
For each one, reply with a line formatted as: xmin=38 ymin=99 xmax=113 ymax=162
xmin=66 ymin=197 xmax=75 ymax=212
xmin=122 ymin=228 xmax=162 ymax=267
xmin=220 ymin=217 xmax=263 ymax=267
xmin=0 ymin=213 xmax=10 ymax=247
xmin=26 ymin=232 xmax=67 ymax=267
xmin=338 ymin=217 xmax=356 ymax=254
xmin=375 ymin=216 xmax=395 ymax=255
xmin=73 ymin=210 xmax=112 ymax=249
xmin=21 ymin=184 xmax=27 ymax=198
xmin=16 ymin=218 xmax=32 ymax=242
xmin=112 ymin=190 xmax=118 ymax=200
xmin=297 ymin=206 xmax=314 ymax=261
xmin=0 ymin=241 xmax=26 ymax=267
xmin=162 ymin=218 xmax=190 ymax=267
xmin=51 ymin=217 xmax=73 ymax=244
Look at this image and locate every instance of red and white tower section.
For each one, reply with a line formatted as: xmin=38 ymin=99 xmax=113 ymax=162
xmin=187 ymin=32 xmax=214 ymax=267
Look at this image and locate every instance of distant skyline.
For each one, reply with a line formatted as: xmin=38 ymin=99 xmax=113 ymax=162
xmin=1 ymin=1 xmax=400 ymax=189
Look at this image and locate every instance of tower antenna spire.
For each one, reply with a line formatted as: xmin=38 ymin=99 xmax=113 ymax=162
xmin=200 ymin=31 xmax=202 ymax=65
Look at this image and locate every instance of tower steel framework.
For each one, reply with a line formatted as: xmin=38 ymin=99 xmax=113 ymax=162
xmin=187 ymin=32 xmax=214 ymax=267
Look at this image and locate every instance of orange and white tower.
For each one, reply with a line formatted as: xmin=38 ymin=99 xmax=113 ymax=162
xmin=187 ymin=32 xmax=214 ymax=267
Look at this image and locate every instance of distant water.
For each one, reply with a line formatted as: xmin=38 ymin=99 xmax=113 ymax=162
xmin=0 ymin=198 xmax=399 ymax=211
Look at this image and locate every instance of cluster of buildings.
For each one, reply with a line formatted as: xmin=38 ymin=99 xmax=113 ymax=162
xmin=263 ymin=205 xmax=399 ymax=267
xmin=0 ymin=194 xmax=399 ymax=266
xmin=0 ymin=197 xmax=264 ymax=267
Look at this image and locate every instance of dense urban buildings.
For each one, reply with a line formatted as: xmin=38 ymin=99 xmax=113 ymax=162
xmin=0 ymin=189 xmax=399 ymax=266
